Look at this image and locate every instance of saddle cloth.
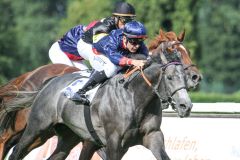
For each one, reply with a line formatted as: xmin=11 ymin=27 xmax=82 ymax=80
xmin=61 ymin=70 xmax=100 ymax=103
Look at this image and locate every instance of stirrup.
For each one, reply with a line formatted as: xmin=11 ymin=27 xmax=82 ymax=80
xmin=77 ymin=89 xmax=86 ymax=95
xmin=71 ymin=93 xmax=90 ymax=105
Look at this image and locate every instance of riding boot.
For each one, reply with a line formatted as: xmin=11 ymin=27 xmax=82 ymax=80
xmin=71 ymin=70 xmax=108 ymax=104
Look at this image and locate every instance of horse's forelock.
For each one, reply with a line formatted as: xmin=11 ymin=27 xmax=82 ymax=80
xmin=150 ymin=31 xmax=191 ymax=65
xmin=148 ymin=30 xmax=179 ymax=51
xmin=164 ymin=32 xmax=178 ymax=41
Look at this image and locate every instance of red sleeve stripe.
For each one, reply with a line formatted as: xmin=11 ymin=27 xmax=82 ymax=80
xmin=92 ymin=48 xmax=101 ymax=55
xmin=119 ymin=57 xmax=132 ymax=66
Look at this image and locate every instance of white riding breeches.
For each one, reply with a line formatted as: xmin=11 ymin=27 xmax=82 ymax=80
xmin=49 ymin=42 xmax=88 ymax=70
xmin=77 ymin=39 xmax=122 ymax=78
xmin=77 ymin=39 xmax=94 ymax=61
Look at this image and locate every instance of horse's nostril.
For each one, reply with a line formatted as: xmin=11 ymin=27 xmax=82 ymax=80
xmin=180 ymin=104 xmax=186 ymax=110
xmin=192 ymin=74 xmax=202 ymax=82
xmin=192 ymin=75 xmax=198 ymax=81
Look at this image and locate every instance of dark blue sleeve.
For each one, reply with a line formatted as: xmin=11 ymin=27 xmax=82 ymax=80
xmin=93 ymin=31 xmax=125 ymax=65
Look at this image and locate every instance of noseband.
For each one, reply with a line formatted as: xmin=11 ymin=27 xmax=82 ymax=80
xmin=154 ymin=61 xmax=186 ymax=109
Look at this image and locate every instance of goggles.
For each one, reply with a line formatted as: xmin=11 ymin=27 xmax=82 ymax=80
xmin=127 ymin=38 xmax=144 ymax=45
xmin=119 ymin=16 xmax=134 ymax=24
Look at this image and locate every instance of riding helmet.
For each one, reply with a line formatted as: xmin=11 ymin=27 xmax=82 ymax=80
xmin=123 ymin=21 xmax=147 ymax=39
xmin=112 ymin=2 xmax=136 ymax=17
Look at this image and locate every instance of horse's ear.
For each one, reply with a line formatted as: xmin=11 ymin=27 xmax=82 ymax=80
xmin=159 ymin=29 xmax=165 ymax=37
xmin=158 ymin=29 xmax=166 ymax=41
xmin=177 ymin=29 xmax=185 ymax=42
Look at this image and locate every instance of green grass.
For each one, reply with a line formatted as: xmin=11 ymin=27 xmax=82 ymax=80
xmin=189 ymin=92 xmax=240 ymax=102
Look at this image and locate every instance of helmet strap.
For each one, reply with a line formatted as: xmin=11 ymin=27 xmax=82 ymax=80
xmin=122 ymin=36 xmax=128 ymax=49
xmin=115 ymin=17 xmax=120 ymax=29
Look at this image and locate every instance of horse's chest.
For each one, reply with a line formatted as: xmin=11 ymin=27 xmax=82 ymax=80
xmin=122 ymin=128 xmax=140 ymax=146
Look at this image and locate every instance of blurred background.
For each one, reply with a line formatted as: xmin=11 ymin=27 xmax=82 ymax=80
xmin=0 ymin=0 xmax=239 ymax=102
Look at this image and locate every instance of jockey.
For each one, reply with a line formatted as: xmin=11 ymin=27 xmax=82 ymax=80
xmin=49 ymin=2 xmax=136 ymax=70
xmin=71 ymin=21 xmax=149 ymax=104
xmin=77 ymin=1 xmax=136 ymax=64
xmin=48 ymin=25 xmax=89 ymax=70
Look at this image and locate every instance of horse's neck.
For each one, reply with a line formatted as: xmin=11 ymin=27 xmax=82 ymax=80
xmin=126 ymin=64 xmax=162 ymax=109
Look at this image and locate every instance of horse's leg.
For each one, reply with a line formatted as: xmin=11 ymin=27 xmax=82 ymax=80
xmin=47 ymin=124 xmax=81 ymax=160
xmin=105 ymin=134 xmax=124 ymax=160
xmin=96 ymin=147 xmax=107 ymax=160
xmin=0 ymin=143 xmax=5 ymax=160
xmin=8 ymin=116 xmax=54 ymax=160
xmin=3 ymin=128 xmax=54 ymax=160
xmin=143 ymin=130 xmax=170 ymax=160
xmin=8 ymin=129 xmax=37 ymax=160
xmin=2 ymin=130 xmax=24 ymax=159
xmin=9 ymin=129 xmax=53 ymax=160
xmin=79 ymin=141 xmax=101 ymax=160
xmin=47 ymin=136 xmax=80 ymax=160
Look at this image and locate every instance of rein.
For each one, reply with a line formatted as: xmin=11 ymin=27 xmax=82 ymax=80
xmin=183 ymin=64 xmax=196 ymax=70
xmin=121 ymin=61 xmax=186 ymax=109
xmin=120 ymin=40 xmax=192 ymax=109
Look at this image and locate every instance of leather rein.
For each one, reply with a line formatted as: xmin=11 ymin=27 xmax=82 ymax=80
xmin=121 ymin=61 xmax=186 ymax=109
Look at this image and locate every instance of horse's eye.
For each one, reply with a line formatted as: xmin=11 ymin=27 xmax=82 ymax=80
xmin=167 ymin=75 xmax=173 ymax=80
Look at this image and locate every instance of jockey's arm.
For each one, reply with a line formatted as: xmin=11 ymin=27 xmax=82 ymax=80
xmin=92 ymin=17 xmax=116 ymax=35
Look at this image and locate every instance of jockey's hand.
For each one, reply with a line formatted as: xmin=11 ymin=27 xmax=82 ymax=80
xmin=131 ymin=59 xmax=147 ymax=68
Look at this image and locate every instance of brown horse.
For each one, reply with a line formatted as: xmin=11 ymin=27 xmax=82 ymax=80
xmin=0 ymin=29 xmax=202 ymax=159
xmin=148 ymin=29 xmax=202 ymax=89
xmin=0 ymin=64 xmax=80 ymax=159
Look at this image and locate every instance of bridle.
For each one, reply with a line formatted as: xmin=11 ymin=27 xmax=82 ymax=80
xmin=183 ymin=64 xmax=196 ymax=70
xmin=120 ymin=40 xmax=193 ymax=109
xmin=157 ymin=61 xmax=187 ymax=109
xmin=120 ymin=60 xmax=187 ymax=110
xmin=164 ymin=41 xmax=197 ymax=71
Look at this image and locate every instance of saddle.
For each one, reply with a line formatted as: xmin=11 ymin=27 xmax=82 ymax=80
xmin=61 ymin=70 xmax=100 ymax=104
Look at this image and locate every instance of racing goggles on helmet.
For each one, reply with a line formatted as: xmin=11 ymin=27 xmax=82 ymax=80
xmin=119 ymin=16 xmax=134 ymax=24
xmin=127 ymin=38 xmax=145 ymax=45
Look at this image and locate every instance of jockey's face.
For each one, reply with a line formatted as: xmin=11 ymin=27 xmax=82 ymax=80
xmin=117 ymin=19 xmax=125 ymax=29
xmin=123 ymin=36 xmax=142 ymax=53
xmin=116 ymin=16 xmax=134 ymax=29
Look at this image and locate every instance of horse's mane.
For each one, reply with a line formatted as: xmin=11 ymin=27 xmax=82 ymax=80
xmin=148 ymin=29 xmax=184 ymax=51
xmin=0 ymin=76 xmax=58 ymax=131
xmin=0 ymin=72 xmax=33 ymax=133
xmin=0 ymin=74 xmax=52 ymax=133
xmin=0 ymin=72 xmax=31 ymax=99
xmin=0 ymin=90 xmax=38 ymax=132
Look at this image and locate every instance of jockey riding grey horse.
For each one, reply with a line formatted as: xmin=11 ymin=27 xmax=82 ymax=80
xmin=8 ymin=43 xmax=192 ymax=160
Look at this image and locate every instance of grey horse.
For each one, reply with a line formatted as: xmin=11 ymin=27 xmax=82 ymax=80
xmin=8 ymin=50 xmax=192 ymax=160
